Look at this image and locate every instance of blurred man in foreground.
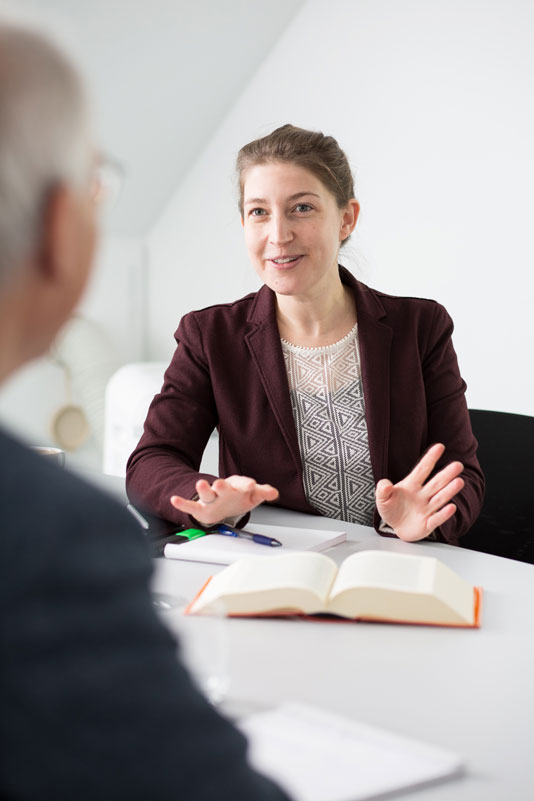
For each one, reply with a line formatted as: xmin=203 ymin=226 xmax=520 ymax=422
xmin=0 ymin=18 xmax=290 ymax=801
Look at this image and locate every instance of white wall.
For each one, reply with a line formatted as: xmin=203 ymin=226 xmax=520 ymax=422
xmin=0 ymin=237 xmax=145 ymax=468
xmin=0 ymin=0 xmax=305 ymax=471
xmin=148 ymin=0 xmax=534 ymax=416
xmin=15 ymin=0 xmax=304 ymax=236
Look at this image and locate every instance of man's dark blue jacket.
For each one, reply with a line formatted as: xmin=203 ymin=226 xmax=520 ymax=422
xmin=0 ymin=428 xmax=290 ymax=801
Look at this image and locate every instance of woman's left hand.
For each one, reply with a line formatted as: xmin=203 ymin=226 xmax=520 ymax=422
xmin=375 ymin=443 xmax=465 ymax=542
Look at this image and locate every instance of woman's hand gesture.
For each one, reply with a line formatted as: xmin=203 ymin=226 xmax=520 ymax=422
xmin=170 ymin=475 xmax=279 ymax=527
xmin=375 ymin=443 xmax=464 ymax=542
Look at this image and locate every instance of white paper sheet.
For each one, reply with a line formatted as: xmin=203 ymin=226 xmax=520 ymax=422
xmin=238 ymin=703 xmax=463 ymax=801
xmin=164 ymin=524 xmax=346 ymax=565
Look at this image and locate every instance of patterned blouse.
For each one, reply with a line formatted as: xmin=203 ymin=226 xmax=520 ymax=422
xmin=281 ymin=323 xmax=375 ymax=525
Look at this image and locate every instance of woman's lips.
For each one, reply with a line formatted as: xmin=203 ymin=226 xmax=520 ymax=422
xmin=267 ymin=255 xmax=303 ymax=270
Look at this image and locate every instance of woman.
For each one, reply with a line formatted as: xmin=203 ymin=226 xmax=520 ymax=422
xmin=126 ymin=125 xmax=484 ymax=545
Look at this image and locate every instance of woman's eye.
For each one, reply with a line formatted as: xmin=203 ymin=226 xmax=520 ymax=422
xmin=295 ymin=203 xmax=312 ymax=213
xmin=250 ymin=208 xmax=266 ymax=217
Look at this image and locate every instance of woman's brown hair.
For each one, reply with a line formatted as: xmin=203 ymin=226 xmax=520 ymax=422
xmin=236 ymin=124 xmax=355 ymax=218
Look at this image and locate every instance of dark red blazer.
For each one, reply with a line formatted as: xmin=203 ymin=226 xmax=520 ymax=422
xmin=126 ymin=267 xmax=484 ymax=545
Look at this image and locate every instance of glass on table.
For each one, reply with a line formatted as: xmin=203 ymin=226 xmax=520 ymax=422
xmin=31 ymin=446 xmax=66 ymax=467
xmin=174 ymin=600 xmax=230 ymax=707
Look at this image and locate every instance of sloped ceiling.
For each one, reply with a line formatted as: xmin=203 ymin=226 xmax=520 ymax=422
xmin=16 ymin=0 xmax=305 ymax=236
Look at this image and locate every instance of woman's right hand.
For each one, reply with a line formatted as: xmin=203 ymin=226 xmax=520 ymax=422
xmin=170 ymin=475 xmax=279 ymax=527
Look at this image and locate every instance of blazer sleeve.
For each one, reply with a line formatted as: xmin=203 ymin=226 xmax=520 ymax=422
xmin=2 ymin=481 xmax=291 ymax=801
xmin=126 ymin=312 xmax=220 ymax=527
xmin=420 ymin=303 xmax=485 ymax=544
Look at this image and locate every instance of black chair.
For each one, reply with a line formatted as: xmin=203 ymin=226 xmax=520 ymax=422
xmin=458 ymin=409 xmax=534 ymax=564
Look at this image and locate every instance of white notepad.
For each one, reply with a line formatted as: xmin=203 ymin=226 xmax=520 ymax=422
xmin=164 ymin=524 xmax=346 ymax=565
xmin=239 ymin=703 xmax=463 ymax=801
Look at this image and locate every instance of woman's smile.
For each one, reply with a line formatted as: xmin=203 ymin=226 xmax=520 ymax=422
xmin=267 ymin=255 xmax=304 ymax=270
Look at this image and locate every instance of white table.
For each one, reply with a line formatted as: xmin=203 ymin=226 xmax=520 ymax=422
xmin=152 ymin=505 xmax=534 ymax=801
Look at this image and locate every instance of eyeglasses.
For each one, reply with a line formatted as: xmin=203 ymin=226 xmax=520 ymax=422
xmin=91 ymin=154 xmax=124 ymax=209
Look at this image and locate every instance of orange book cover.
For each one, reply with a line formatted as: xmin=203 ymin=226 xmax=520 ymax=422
xmin=185 ymin=579 xmax=483 ymax=629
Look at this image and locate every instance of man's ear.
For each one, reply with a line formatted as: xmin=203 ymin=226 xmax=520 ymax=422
xmin=340 ymin=199 xmax=360 ymax=242
xmin=37 ymin=183 xmax=75 ymax=285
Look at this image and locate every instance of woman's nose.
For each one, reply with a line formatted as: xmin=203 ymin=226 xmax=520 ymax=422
xmin=269 ymin=213 xmax=293 ymax=246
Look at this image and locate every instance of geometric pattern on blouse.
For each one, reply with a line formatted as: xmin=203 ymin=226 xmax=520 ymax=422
xmin=281 ymin=323 xmax=376 ymax=525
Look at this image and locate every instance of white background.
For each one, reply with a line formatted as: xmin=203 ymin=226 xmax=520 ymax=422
xmin=149 ymin=0 xmax=534 ymax=416
xmin=1 ymin=0 xmax=532 ymax=468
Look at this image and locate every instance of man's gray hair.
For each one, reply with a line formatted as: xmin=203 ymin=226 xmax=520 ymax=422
xmin=0 ymin=18 xmax=92 ymax=286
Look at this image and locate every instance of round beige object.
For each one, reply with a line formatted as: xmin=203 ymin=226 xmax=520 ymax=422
xmin=50 ymin=404 xmax=90 ymax=451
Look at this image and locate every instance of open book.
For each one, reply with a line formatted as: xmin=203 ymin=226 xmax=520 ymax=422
xmin=186 ymin=550 xmax=482 ymax=627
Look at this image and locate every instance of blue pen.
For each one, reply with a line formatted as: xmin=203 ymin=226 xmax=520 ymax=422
xmin=215 ymin=524 xmax=282 ymax=547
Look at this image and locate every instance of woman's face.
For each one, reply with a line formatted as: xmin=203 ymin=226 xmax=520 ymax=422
xmin=242 ymin=161 xmax=358 ymax=299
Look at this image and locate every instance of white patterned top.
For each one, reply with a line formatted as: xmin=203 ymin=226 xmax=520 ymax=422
xmin=281 ymin=323 xmax=376 ymax=525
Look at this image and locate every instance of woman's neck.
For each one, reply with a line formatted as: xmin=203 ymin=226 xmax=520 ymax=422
xmin=275 ymin=277 xmax=357 ymax=348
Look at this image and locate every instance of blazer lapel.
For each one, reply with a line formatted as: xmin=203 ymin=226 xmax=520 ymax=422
xmin=346 ymin=272 xmax=393 ymax=483
xmin=243 ymin=271 xmax=393 ymax=485
xmin=244 ymin=286 xmax=303 ymax=473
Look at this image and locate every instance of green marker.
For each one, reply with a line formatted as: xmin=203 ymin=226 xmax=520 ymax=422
xmin=180 ymin=528 xmax=207 ymax=541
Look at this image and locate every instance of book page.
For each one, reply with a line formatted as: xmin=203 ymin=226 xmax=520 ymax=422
xmin=429 ymin=559 xmax=476 ymax=625
xmin=190 ymin=552 xmax=338 ymax=616
xmin=327 ymin=551 xmax=475 ymax=625
xmin=330 ymin=551 xmax=434 ymax=597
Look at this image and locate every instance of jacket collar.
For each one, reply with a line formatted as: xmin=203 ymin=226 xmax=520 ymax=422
xmin=244 ymin=281 xmax=302 ymax=475
xmin=246 ymin=265 xmax=388 ymax=325
xmin=244 ymin=266 xmax=392 ymax=484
